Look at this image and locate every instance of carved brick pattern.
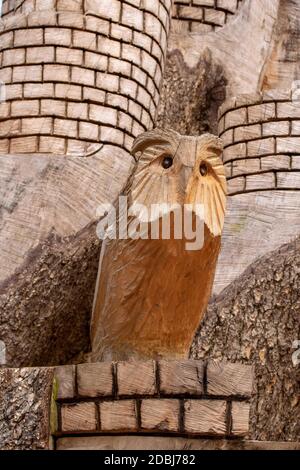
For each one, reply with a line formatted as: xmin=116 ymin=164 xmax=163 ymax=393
xmin=0 ymin=0 xmax=172 ymax=154
xmin=172 ymin=0 xmax=244 ymax=34
xmin=1 ymin=0 xmax=29 ymax=18
xmin=55 ymin=360 xmax=253 ymax=438
xmin=218 ymin=92 xmax=300 ymax=195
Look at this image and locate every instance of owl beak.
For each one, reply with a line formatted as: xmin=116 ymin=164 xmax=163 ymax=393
xmin=184 ymin=149 xmax=203 ymax=208
xmin=181 ymin=165 xmax=194 ymax=195
xmin=176 ymin=138 xmax=197 ymax=197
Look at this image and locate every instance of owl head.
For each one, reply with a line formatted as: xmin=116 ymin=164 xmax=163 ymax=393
xmin=130 ymin=128 xmax=227 ymax=237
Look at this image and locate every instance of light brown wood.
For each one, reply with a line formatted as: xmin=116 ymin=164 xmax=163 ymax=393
xmin=91 ymin=130 xmax=227 ymax=361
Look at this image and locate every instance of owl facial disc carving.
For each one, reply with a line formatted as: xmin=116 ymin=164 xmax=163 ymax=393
xmin=91 ymin=129 xmax=227 ymax=361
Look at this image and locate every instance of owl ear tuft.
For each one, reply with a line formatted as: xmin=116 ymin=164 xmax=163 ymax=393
xmin=131 ymin=128 xmax=179 ymax=158
xmin=197 ymin=134 xmax=223 ymax=158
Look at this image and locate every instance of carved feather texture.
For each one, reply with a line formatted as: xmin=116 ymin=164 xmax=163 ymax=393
xmin=130 ymin=130 xmax=227 ymax=235
xmin=186 ymin=134 xmax=227 ymax=236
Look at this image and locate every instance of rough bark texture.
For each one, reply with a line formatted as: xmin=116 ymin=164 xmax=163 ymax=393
xmin=0 ymin=367 xmax=54 ymax=450
xmin=0 ymin=223 xmax=100 ymax=367
xmin=191 ymin=237 xmax=300 ymax=442
xmin=157 ymin=50 xmax=226 ymax=136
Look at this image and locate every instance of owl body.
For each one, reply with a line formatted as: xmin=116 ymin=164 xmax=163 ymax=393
xmin=91 ymin=129 xmax=227 ymax=362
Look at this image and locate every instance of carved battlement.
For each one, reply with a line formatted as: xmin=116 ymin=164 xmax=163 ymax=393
xmin=172 ymin=0 xmax=244 ymax=34
xmin=218 ymin=92 xmax=300 ymax=195
xmin=0 ymin=0 xmax=171 ymax=154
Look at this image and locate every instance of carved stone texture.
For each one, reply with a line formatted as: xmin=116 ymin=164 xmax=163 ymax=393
xmin=77 ymin=362 xmax=113 ymax=397
xmin=184 ymin=400 xmax=227 ymax=435
xmin=61 ymin=402 xmax=98 ymax=432
xmin=141 ymin=399 xmax=180 ymax=432
xmin=117 ymin=361 xmax=157 ymax=396
xmin=192 ymin=237 xmax=300 ymax=441
xmin=0 ymin=0 xmax=172 ymax=153
xmin=53 ymin=359 xmax=253 ymax=440
xmin=159 ymin=360 xmax=204 ymax=395
xmin=91 ymin=130 xmax=227 ymax=361
xmin=171 ymin=0 xmax=245 ymax=34
xmin=100 ymin=400 xmax=137 ymax=432
xmin=0 ymin=366 xmax=54 ymax=450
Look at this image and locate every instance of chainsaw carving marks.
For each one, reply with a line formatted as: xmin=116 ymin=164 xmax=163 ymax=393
xmin=91 ymin=130 xmax=227 ymax=361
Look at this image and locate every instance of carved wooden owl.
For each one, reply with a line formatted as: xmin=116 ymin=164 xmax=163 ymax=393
xmin=91 ymin=129 xmax=227 ymax=361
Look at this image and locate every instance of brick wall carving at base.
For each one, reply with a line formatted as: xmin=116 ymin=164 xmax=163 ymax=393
xmin=0 ymin=359 xmax=255 ymax=449
xmin=54 ymin=360 xmax=253 ymax=439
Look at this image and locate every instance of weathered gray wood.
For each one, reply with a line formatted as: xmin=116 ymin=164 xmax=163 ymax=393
xmin=77 ymin=363 xmax=113 ymax=397
xmin=207 ymin=361 xmax=253 ymax=396
xmin=159 ymin=360 xmax=204 ymax=395
xmin=61 ymin=402 xmax=98 ymax=433
xmin=0 ymin=147 xmax=133 ymax=367
xmin=141 ymin=399 xmax=180 ymax=432
xmin=117 ymin=361 xmax=156 ymax=396
xmin=184 ymin=400 xmax=227 ymax=436
xmin=0 ymin=367 xmax=54 ymax=450
xmin=55 ymin=365 xmax=76 ymax=400
xmin=214 ymin=191 xmax=300 ymax=294
xmin=100 ymin=400 xmax=137 ymax=432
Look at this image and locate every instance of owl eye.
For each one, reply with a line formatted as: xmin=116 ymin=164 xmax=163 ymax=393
xmin=199 ymin=162 xmax=208 ymax=176
xmin=162 ymin=155 xmax=173 ymax=169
